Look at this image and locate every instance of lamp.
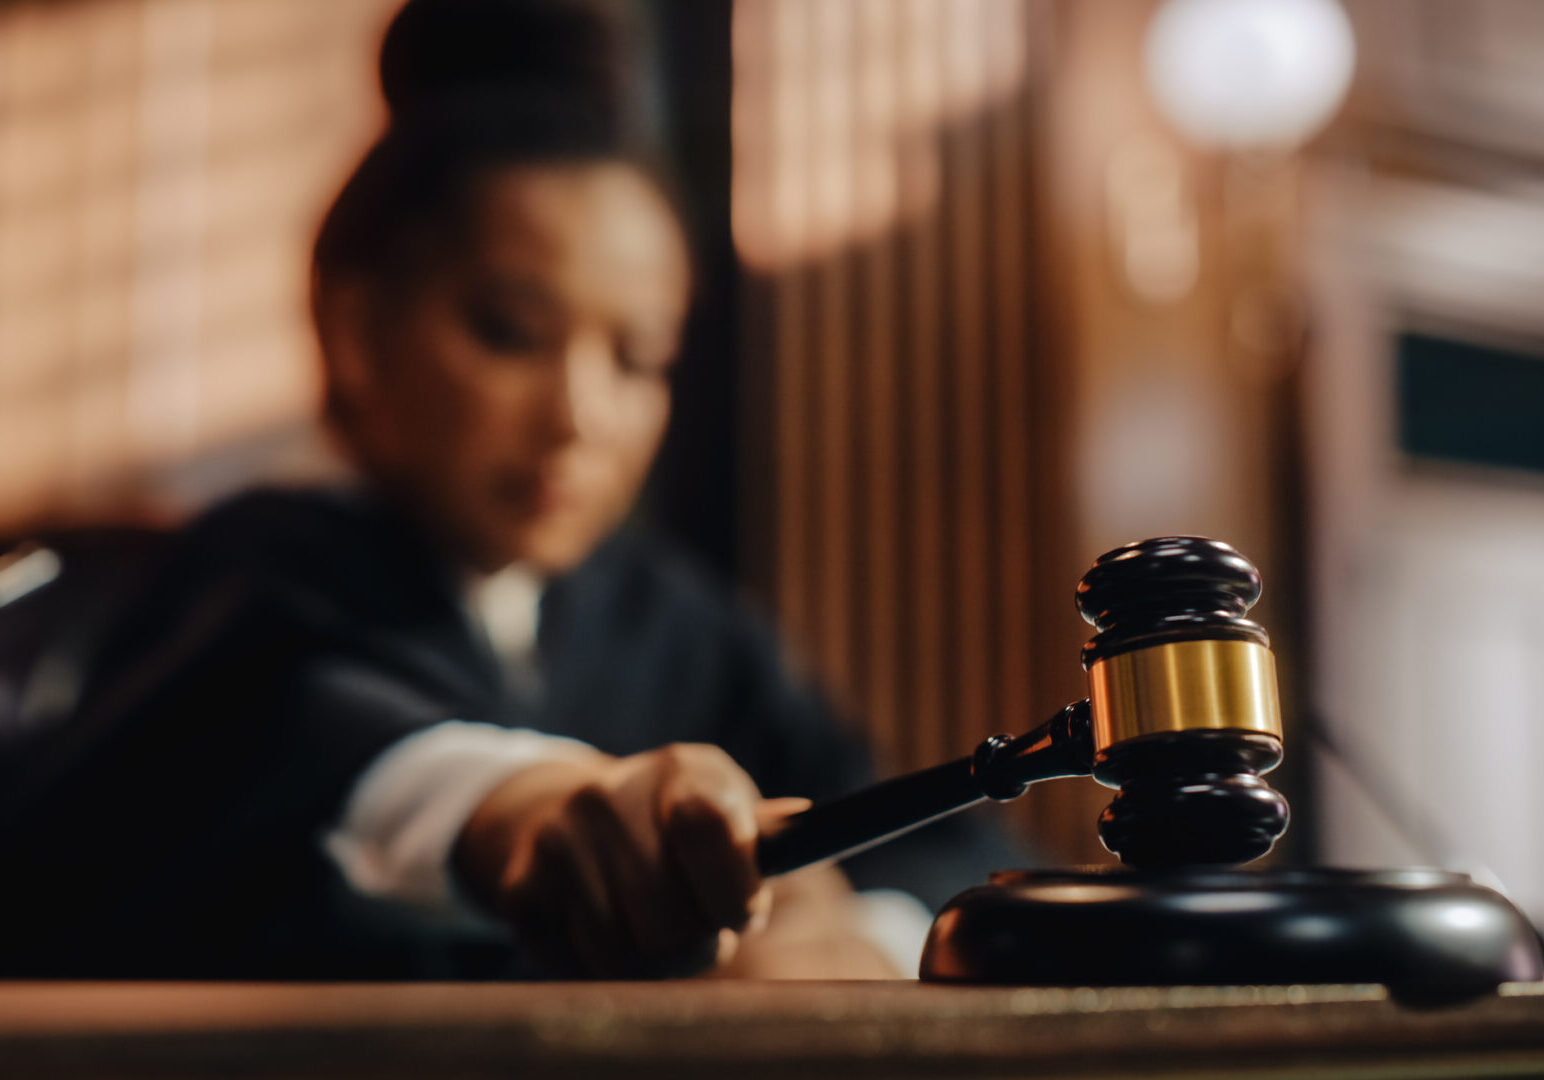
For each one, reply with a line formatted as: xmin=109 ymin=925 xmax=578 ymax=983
xmin=1144 ymin=0 xmax=1356 ymax=151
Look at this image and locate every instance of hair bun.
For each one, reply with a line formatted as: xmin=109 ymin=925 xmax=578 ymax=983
xmin=379 ymin=0 xmax=621 ymax=120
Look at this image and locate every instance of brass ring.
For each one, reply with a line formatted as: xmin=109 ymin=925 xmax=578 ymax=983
xmin=1087 ymin=639 xmax=1282 ymax=753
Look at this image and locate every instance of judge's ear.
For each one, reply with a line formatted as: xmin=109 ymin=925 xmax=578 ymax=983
xmin=312 ymin=275 xmax=381 ymax=435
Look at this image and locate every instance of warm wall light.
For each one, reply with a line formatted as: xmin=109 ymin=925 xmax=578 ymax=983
xmin=0 ymin=0 xmax=392 ymax=529
xmin=732 ymin=0 xmax=1030 ymax=270
xmin=1106 ymin=137 xmax=1198 ymax=305
xmin=1144 ymin=0 xmax=1355 ymax=151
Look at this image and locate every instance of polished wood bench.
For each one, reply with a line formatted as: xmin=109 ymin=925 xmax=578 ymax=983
xmin=5 ymin=980 xmax=1544 ymax=1079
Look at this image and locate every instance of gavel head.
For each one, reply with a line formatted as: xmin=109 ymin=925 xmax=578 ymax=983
xmin=1076 ymin=537 xmax=1290 ymax=867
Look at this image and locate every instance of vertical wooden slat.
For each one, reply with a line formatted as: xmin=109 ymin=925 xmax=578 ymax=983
xmin=129 ymin=0 xmax=211 ymax=471
xmin=767 ymin=0 xmax=814 ymax=651
xmin=855 ymin=0 xmax=903 ymax=763
xmin=68 ymin=0 xmax=143 ymax=516
xmin=987 ymin=2 xmax=1035 ymax=738
xmin=900 ymin=0 xmax=949 ymax=766
xmin=944 ymin=0 xmax=996 ymax=757
xmin=13 ymin=1 xmax=102 ymax=522
xmin=812 ymin=0 xmax=856 ymax=704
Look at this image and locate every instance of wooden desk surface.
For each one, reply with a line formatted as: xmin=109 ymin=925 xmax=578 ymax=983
xmin=5 ymin=980 xmax=1544 ymax=1079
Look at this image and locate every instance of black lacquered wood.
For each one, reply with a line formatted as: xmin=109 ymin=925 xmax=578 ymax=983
xmin=1076 ymin=536 xmax=1268 ymax=668
xmin=1071 ymin=537 xmax=1291 ymax=868
xmin=756 ymin=535 xmax=1291 ymax=876
xmin=921 ymin=867 xmax=1544 ymax=1002
xmin=754 ymin=702 xmax=1094 ymax=878
xmin=1093 ymin=730 xmax=1289 ymax=866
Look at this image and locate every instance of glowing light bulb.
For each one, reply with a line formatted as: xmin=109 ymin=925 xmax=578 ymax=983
xmin=1144 ymin=0 xmax=1356 ymax=150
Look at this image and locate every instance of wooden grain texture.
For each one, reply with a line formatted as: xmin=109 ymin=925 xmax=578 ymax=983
xmin=4 ymin=981 xmax=1544 ymax=1079
xmin=738 ymin=0 xmax=1064 ymax=787
xmin=0 ymin=0 xmax=396 ymax=530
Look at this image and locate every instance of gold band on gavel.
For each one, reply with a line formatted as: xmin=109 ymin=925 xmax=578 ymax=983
xmin=1086 ymin=639 xmax=1282 ymax=753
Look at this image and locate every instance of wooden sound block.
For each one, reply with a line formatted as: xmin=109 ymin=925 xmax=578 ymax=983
xmin=920 ymin=867 xmax=1544 ymax=1003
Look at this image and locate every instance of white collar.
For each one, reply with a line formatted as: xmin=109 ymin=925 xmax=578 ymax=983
xmin=463 ymin=563 xmax=545 ymax=662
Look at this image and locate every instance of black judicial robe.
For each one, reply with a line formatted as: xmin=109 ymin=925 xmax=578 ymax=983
xmin=0 ymin=488 xmax=1022 ymax=978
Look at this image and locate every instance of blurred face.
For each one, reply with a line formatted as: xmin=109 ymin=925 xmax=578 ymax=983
xmin=325 ymin=163 xmax=690 ymax=574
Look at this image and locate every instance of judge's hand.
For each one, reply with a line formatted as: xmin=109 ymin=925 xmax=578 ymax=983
xmin=453 ymin=742 xmax=806 ymax=978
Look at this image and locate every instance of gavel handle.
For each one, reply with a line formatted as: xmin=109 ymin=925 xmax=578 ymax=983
xmin=754 ymin=700 xmax=1095 ymax=878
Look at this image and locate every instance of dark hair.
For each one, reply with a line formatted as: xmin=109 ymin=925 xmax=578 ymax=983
xmin=313 ymin=0 xmax=653 ymax=287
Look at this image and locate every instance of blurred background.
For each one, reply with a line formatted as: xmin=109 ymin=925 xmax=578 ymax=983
xmin=2 ymin=0 xmax=1543 ymax=920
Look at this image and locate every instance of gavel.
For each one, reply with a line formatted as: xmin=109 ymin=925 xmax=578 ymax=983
xmin=756 ymin=535 xmax=1289 ymax=876
xmin=754 ymin=535 xmax=1541 ymax=997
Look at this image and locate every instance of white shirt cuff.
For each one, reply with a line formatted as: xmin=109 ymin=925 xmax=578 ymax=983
xmin=323 ymin=720 xmax=599 ymax=914
xmin=852 ymin=888 xmax=936 ymax=976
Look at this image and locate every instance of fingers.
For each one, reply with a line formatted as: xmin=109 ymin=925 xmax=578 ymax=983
xmin=755 ymin=796 xmax=813 ymax=831
xmin=745 ymin=880 xmax=773 ymax=935
xmin=495 ymin=744 xmax=779 ymax=979
xmin=567 ymin=782 xmax=712 ymax=973
xmin=504 ymin=788 xmax=701 ymax=978
xmin=656 ymin=746 xmax=768 ymax=934
xmin=503 ymin=821 xmax=625 ymax=977
xmin=661 ymin=774 xmax=804 ymax=940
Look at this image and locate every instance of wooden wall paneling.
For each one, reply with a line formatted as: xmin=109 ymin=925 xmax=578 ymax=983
xmin=897 ymin=0 xmax=949 ymax=768
xmin=735 ymin=1 xmax=1093 ymax=874
xmin=0 ymin=0 xmax=395 ymax=532
xmin=979 ymin=4 xmax=1096 ymax=865
xmin=810 ymin=0 xmax=857 ymax=711
xmin=986 ymin=42 xmax=1035 ymax=747
xmin=812 ymin=249 xmax=856 ymax=706
xmin=853 ymin=0 xmax=904 ymax=767
xmin=942 ymin=0 xmax=995 ymax=759
xmin=771 ymin=265 xmax=813 ymax=659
